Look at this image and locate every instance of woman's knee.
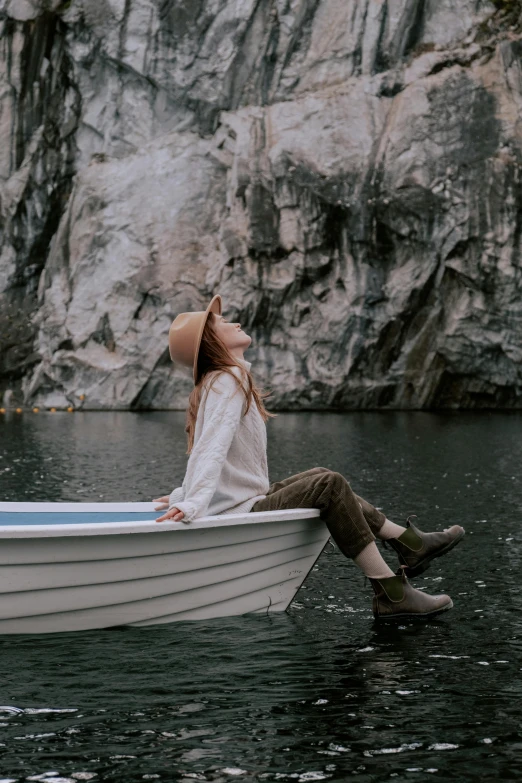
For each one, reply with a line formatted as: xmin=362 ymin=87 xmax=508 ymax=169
xmin=312 ymin=466 xmax=332 ymax=476
xmin=331 ymin=470 xmax=346 ymax=483
xmin=308 ymin=469 xmax=353 ymax=495
xmin=311 ymin=468 xmax=342 ymax=484
xmin=320 ymin=470 xmax=351 ymax=491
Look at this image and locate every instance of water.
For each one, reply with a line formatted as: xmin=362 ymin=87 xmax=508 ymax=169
xmin=0 ymin=411 xmax=521 ymax=782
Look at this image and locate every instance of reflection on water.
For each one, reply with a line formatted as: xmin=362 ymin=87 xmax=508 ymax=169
xmin=0 ymin=411 xmax=521 ymax=781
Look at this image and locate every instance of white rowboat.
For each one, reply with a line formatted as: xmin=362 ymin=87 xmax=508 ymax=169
xmin=0 ymin=503 xmax=329 ymax=634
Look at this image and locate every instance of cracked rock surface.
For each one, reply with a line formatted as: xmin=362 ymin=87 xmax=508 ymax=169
xmin=1 ymin=0 xmax=521 ymax=409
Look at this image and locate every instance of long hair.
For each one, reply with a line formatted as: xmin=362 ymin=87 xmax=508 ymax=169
xmin=184 ymin=312 xmax=277 ymax=453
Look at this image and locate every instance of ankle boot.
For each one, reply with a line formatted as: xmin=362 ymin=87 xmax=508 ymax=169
xmin=386 ymin=516 xmax=465 ymax=578
xmin=369 ymin=568 xmax=453 ymax=619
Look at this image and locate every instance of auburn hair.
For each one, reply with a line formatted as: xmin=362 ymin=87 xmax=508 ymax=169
xmin=184 ymin=312 xmax=277 ymax=453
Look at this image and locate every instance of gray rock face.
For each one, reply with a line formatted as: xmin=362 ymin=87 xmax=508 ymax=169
xmin=1 ymin=0 xmax=521 ymax=409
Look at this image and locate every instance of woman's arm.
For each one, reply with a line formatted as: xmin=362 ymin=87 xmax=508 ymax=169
xmin=161 ymin=370 xmax=245 ymax=523
xmin=168 ymin=486 xmax=184 ymax=507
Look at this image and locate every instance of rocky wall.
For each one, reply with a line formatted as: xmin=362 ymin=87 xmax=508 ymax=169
xmin=1 ymin=0 xmax=521 ymax=409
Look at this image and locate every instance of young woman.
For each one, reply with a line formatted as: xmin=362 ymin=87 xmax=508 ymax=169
xmin=154 ymin=294 xmax=464 ymax=619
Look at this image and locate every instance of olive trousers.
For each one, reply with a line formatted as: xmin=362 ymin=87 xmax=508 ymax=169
xmin=251 ymin=467 xmax=386 ymax=559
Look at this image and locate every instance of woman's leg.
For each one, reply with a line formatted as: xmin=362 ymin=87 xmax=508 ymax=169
xmin=353 ymin=493 xmax=387 ymax=535
xmin=252 ymin=468 xmax=454 ymax=619
xmin=354 ymin=495 xmax=465 ymax=577
xmin=265 ymin=466 xmax=331 ymax=495
xmin=253 ymin=469 xmax=393 ymax=574
xmin=351 ymin=492 xmax=410 ymax=540
xmin=267 ymin=469 xmax=405 ymax=541
xmin=270 ymin=470 xmax=407 ymax=542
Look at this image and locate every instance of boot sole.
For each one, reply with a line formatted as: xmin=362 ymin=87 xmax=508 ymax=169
xmin=374 ymin=598 xmax=454 ymax=621
xmin=401 ymin=530 xmax=465 ymax=579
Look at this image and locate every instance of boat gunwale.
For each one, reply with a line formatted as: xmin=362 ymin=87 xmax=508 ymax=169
xmin=0 ymin=503 xmax=321 ymax=538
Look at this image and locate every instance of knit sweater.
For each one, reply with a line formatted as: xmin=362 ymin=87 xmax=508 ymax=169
xmin=168 ymin=358 xmax=270 ymax=521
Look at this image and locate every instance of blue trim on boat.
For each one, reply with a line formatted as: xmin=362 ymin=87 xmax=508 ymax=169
xmin=0 ymin=512 xmax=160 ymax=526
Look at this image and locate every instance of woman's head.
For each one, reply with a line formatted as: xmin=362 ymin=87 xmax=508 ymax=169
xmin=212 ymin=313 xmax=252 ymax=356
xmin=185 ymin=312 xmax=276 ymax=452
xmin=196 ymin=312 xmax=250 ymax=382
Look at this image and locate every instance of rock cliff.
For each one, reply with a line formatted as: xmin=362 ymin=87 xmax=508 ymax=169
xmin=1 ymin=0 xmax=521 ymax=409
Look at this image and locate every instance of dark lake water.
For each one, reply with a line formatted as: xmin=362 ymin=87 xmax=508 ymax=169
xmin=1 ymin=411 xmax=521 ymax=782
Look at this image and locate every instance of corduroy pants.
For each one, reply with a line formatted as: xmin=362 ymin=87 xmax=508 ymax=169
xmin=250 ymin=467 xmax=386 ymax=559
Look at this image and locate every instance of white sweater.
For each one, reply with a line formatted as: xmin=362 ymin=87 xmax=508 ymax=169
xmin=168 ymin=358 xmax=270 ymax=521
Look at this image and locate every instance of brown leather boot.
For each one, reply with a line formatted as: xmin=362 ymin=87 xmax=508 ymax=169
xmin=370 ymin=568 xmax=453 ymax=620
xmin=386 ymin=516 xmax=465 ymax=578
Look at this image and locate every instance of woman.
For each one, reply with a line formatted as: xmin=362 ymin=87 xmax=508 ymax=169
xmin=154 ymin=294 xmax=464 ymax=619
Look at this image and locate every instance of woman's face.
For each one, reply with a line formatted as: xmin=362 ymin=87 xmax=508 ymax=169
xmin=212 ymin=313 xmax=252 ymax=355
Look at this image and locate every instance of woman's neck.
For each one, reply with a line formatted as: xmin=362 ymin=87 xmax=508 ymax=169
xmin=232 ymin=354 xmax=251 ymax=370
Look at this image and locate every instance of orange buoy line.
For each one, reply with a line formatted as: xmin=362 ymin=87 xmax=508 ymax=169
xmin=0 ymin=407 xmax=75 ymax=413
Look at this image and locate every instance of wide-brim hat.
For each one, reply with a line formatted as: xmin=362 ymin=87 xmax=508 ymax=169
xmin=169 ymin=294 xmax=222 ymax=383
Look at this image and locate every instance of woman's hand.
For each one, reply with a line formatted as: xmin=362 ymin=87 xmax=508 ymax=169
xmin=155 ymin=506 xmax=186 ymax=523
xmin=152 ymin=496 xmax=170 ymax=510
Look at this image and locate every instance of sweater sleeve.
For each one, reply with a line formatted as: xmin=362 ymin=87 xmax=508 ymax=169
xmin=168 ymin=486 xmax=184 ymax=507
xmin=170 ymin=370 xmax=246 ymax=522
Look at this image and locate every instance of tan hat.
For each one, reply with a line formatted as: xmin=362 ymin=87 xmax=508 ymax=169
xmin=169 ymin=294 xmax=222 ymax=383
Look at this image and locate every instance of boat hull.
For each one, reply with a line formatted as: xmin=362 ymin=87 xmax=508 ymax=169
xmin=0 ymin=503 xmax=328 ymax=634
